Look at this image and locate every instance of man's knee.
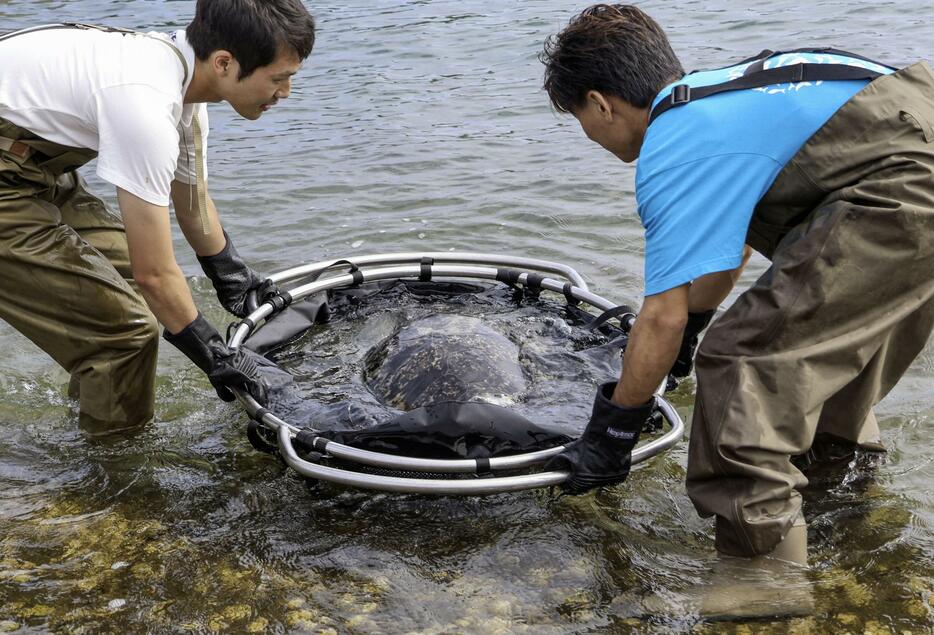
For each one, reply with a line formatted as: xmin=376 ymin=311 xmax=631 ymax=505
xmin=129 ymin=310 xmax=160 ymax=353
xmin=70 ymin=304 xmax=158 ymax=399
xmin=74 ymin=314 xmax=159 ymax=435
xmin=96 ymin=284 xmax=159 ymax=349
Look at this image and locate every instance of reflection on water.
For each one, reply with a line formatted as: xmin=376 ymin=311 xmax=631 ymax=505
xmin=1 ymin=0 xmax=932 ymax=632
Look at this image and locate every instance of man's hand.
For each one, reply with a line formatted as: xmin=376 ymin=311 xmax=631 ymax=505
xmin=170 ymin=182 xmax=275 ymax=318
xmin=666 ymin=309 xmax=715 ymax=391
xmin=543 ymin=286 xmax=689 ymax=495
xmin=163 ymin=312 xmax=279 ymax=405
xmin=197 ymin=230 xmax=277 ymax=317
xmin=545 ymin=383 xmax=655 ymax=494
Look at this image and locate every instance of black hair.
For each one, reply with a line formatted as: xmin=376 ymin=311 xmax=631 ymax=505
xmin=187 ymin=0 xmax=316 ymax=79
xmin=542 ymin=4 xmax=684 ymax=112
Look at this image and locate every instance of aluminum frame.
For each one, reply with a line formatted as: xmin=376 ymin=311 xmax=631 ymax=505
xmin=229 ymin=253 xmax=684 ymax=494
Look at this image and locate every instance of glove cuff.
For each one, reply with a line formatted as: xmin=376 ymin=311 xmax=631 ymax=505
xmin=196 ymin=230 xmax=235 ymax=277
xmin=589 ymin=382 xmax=655 ymax=437
xmin=162 ymin=312 xmax=228 ymax=373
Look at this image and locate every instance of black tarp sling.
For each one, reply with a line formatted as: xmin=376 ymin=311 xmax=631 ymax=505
xmin=304 ymin=401 xmax=573 ymax=463
xmin=242 ymin=280 xmax=619 ymax=463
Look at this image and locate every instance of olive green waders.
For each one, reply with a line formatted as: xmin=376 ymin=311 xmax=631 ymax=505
xmin=0 ymin=116 xmax=158 ymax=433
xmin=687 ymin=62 xmax=934 ymax=557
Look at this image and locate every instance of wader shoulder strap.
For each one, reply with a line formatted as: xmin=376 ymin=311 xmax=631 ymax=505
xmin=1 ymin=22 xmax=210 ymax=233
xmin=0 ymin=22 xmax=188 ymax=85
xmin=649 ymin=48 xmax=894 ymax=125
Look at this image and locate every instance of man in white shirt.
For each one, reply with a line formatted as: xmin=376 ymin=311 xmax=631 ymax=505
xmin=0 ymin=0 xmax=316 ymax=433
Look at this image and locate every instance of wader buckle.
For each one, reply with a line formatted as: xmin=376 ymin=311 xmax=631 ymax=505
xmin=670 ymin=84 xmax=691 ymax=105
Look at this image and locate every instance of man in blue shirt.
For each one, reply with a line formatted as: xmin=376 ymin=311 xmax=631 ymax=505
xmin=541 ymin=2 xmax=934 ymax=603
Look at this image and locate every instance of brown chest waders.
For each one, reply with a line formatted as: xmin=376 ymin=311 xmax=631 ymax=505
xmin=653 ymin=52 xmax=934 ymax=556
xmin=0 ymin=23 xmax=203 ymax=434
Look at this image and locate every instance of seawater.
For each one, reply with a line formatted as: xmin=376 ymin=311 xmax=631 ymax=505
xmin=0 ymin=1 xmax=932 ymax=632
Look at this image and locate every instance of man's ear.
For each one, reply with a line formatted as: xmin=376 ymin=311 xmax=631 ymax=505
xmin=210 ymin=51 xmax=234 ymax=77
xmin=585 ymin=90 xmax=614 ymax=121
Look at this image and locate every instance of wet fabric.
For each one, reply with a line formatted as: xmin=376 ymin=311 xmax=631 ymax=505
xmin=243 ymin=280 xmax=519 ymax=356
xmin=316 ymin=400 xmax=572 ymax=460
xmin=246 ymin=280 xmax=628 ymax=460
xmin=686 ymin=62 xmax=934 ymax=557
xmin=0 ymin=116 xmax=158 ymax=434
xmin=243 ymin=293 xmax=331 ymax=354
xmin=638 ymin=52 xmax=895 ymax=296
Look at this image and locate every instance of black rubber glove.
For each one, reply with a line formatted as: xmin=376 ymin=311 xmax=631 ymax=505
xmin=544 ymin=382 xmax=655 ymax=494
xmin=197 ymin=230 xmax=277 ymax=318
xmin=163 ymin=312 xmax=271 ymax=404
xmin=666 ymin=309 xmax=715 ymax=391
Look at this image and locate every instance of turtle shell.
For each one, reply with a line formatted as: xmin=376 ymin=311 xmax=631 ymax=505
xmin=364 ymin=314 xmax=527 ymax=411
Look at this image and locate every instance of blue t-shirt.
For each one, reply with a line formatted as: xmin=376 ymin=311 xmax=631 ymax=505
xmin=636 ymin=52 xmax=894 ymax=296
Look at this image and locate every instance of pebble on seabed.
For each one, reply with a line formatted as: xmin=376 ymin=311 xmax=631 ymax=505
xmin=487 ymin=598 xmax=513 ymax=617
xmin=816 ymin=569 xmax=873 ymax=607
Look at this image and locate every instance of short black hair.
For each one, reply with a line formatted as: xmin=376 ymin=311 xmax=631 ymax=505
xmin=187 ymin=0 xmax=316 ymax=79
xmin=542 ymin=4 xmax=684 ymax=112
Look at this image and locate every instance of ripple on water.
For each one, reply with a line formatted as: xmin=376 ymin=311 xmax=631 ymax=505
xmin=0 ymin=1 xmax=933 ymax=632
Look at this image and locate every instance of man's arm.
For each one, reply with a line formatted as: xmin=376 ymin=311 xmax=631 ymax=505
xmin=615 ymin=246 xmax=751 ymax=406
xmin=120 ymin=186 xmax=275 ymax=405
xmin=171 ymin=179 xmax=275 ymax=318
xmin=544 ymin=282 xmax=690 ymax=493
xmin=613 ymin=283 xmax=690 ymax=407
xmin=170 ymin=180 xmax=225 ymax=257
xmin=118 ymin=187 xmax=198 ymax=333
xmin=687 ymin=245 xmax=753 ymax=312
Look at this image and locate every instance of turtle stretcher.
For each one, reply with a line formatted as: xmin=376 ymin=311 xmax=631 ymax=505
xmin=226 ymin=252 xmax=684 ymax=495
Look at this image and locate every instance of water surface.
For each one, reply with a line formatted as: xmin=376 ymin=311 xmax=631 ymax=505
xmin=0 ymin=1 xmax=932 ymax=632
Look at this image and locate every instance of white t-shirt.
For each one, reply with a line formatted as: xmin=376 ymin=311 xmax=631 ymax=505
xmin=0 ymin=26 xmax=208 ymax=206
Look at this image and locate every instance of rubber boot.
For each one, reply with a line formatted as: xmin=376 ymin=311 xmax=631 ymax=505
xmin=696 ymin=513 xmax=813 ymax=620
xmin=639 ymin=514 xmax=813 ymax=621
xmin=768 ymin=512 xmax=808 ymax=564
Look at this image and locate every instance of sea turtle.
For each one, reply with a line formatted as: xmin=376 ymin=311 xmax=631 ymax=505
xmin=364 ymin=314 xmax=527 ymax=411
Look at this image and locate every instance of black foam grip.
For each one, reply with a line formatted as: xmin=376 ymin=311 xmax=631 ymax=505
xmin=293 ymin=430 xmax=319 ymax=453
xmin=525 ymin=273 xmax=545 ymax=292
xmin=496 ymin=268 xmax=521 ymax=286
xmin=268 ymin=291 xmax=293 ymax=312
xmin=420 ymin=256 xmax=434 ymax=281
xmin=226 ymin=317 xmax=255 ymax=341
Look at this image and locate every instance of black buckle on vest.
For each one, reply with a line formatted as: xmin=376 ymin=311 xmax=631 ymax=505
xmin=671 ymin=84 xmax=691 ymax=105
